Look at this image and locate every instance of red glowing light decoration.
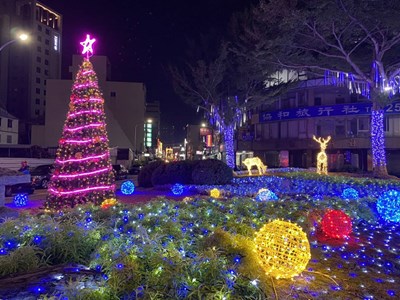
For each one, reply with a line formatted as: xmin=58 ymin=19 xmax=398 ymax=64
xmin=321 ymin=209 xmax=352 ymax=239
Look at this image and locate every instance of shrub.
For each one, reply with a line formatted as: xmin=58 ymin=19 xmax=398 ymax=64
xmin=151 ymin=160 xmax=198 ymax=186
xmin=192 ymin=159 xmax=233 ymax=185
xmin=138 ymin=160 xmax=165 ymax=187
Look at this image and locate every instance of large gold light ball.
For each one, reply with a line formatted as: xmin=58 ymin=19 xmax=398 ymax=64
xmin=210 ymin=188 xmax=221 ymax=198
xmin=254 ymin=220 xmax=311 ymax=279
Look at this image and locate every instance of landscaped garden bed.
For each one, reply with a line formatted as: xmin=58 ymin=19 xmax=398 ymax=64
xmin=0 ymin=171 xmax=399 ymax=299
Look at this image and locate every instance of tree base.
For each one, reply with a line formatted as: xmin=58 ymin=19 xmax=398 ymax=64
xmin=373 ymin=165 xmax=389 ymax=178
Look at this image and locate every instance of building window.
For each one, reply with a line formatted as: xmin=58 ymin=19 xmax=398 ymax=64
xmin=336 ymin=97 xmax=345 ymax=104
xmin=7 ymin=135 xmax=12 ymax=144
xmin=36 ymin=77 xmax=41 ymax=84
xmin=45 ymin=39 xmax=50 ymax=45
xmin=44 ymin=59 xmax=49 ymax=65
xmin=335 ymin=125 xmax=346 ymax=136
xmin=44 ymin=79 xmax=46 ymax=86
xmin=44 ymin=90 xmax=46 ymax=96
xmin=37 ymin=46 xmax=42 ymax=52
xmin=54 ymin=35 xmax=59 ymax=51
xmin=45 ymin=29 xmax=50 ymax=35
xmin=298 ymin=93 xmax=306 ymax=107
xmin=384 ymin=116 xmax=390 ymax=132
xmin=0 ymin=118 xmax=2 ymax=126
xmin=36 ymin=67 xmax=41 ymax=73
xmin=37 ymin=24 xmax=42 ymax=31
xmin=36 ymin=98 xmax=40 ymax=105
xmin=7 ymin=119 xmax=12 ymax=128
xmin=36 ymin=88 xmax=40 ymax=94
xmin=110 ymin=92 xmax=116 ymax=97
xmin=314 ymin=97 xmax=322 ymax=106
xmin=358 ymin=117 xmax=370 ymax=131
xmin=280 ymin=122 xmax=288 ymax=138
xmin=37 ymin=36 xmax=42 ymax=42
xmin=316 ymin=125 xmax=322 ymax=136
xmin=44 ymin=70 xmax=49 ymax=76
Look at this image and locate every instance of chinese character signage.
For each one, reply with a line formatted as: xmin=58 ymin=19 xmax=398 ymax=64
xmin=259 ymin=102 xmax=400 ymax=123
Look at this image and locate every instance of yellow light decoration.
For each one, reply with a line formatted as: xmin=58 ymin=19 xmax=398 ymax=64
xmin=100 ymin=198 xmax=117 ymax=209
xmin=254 ymin=220 xmax=311 ymax=279
xmin=210 ymin=188 xmax=221 ymax=198
xmin=312 ymin=135 xmax=331 ymax=175
xmin=242 ymin=157 xmax=267 ymax=175
xmin=182 ymin=197 xmax=193 ymax=203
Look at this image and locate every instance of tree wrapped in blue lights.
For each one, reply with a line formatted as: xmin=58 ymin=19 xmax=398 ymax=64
xmin=169 ymin=42 xmax=283 ymax=169
xmin=247 ymin=0 xmax=400 ymax=177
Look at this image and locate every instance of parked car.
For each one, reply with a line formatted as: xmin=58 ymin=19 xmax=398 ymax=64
xmin=5 ymin=182 xmax=35 ymax=197
xmin=112 ymin=164 xmax=129 ymax=180
xmin=31 ymin=164 xmax=54 ymax=189
xmin=129 ymin=163 xmax=143 ymax=175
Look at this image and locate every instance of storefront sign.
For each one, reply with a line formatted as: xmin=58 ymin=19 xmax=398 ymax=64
xmin=259 ymin=102 xmax=400 ymax=123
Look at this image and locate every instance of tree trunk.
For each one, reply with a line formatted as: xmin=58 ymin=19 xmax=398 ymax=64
xmin=370 ymin=107 xmax=388 ymax=177
xmin=223 ymin=124 xmax=235 ymax=168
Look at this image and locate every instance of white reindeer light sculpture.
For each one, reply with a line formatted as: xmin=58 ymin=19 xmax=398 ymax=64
xmin=242 ymin=157 xmax=267 ymax=175
xmin=313 ymin=135 xmax=331 ymax=175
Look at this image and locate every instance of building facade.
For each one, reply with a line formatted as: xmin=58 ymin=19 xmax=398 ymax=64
xmin=31 ymin=55 xmax=147 ymax=154
xmin=145 ymin=101 xmax=160 ymax=151
xmin=0 ymin=107 xmax=18 ymax=145
xmin=0 ymin=0 xmax=62 ymax=143
xmin=238 ymin=78 xmax=400 ymax=175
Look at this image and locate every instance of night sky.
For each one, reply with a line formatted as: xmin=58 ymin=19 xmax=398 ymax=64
xmin=42 ymin=0 xmax=256 ymax=143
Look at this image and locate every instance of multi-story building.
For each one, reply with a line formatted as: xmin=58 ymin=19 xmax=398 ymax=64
xmin=0 ymin=0 xmax=62 ymax=143
xmin=238 ymin=78 xmax=400 ymax=175
xmin=0 ymin=107 xmax=18 ymax=145
xmin=145 ymin=101 xmax=160 ymax=151
xmin=31 ymin=55 xmax=147 ymax=157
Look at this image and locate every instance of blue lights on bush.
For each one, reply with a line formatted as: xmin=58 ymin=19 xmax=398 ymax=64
xmin=13 ymin=193 xmax=28 ymax=207
xmin=342 ymin=188 xmax=359 ymax=200
xmin=172 ymin=183 xmax=184 ymax=195
xmin=255 ymin=188 xmax=278 ymax=201
xmin=121 ymin=180 xmax=135 ymax=195
xmin=377 ymin=190 xmax=400 ymax=223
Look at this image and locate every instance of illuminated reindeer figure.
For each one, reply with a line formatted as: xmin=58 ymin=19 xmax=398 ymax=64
xmin=313 ymin=135 xmax=331 ymax=175
xmin=242 ymin=157 xmax=267 ymax=175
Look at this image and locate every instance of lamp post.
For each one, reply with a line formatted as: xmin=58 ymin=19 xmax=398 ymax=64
xmin=134 ymin=123 xmax=142 ymax=156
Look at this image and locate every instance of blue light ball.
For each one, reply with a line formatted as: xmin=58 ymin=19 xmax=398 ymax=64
xmin=256 ymin=188 xmax=278 ymax=201
xmin=171 ymin=183 xmax=184 ymax=195
xmin=377 ymin=190 xmax=400 ymax=223
xmin=121 ymin=180 xmax=135 ymax=195
xmin=13 ymin=193 xmax=28 ymax=207
xmin=341 ymin=188 xmax=359 ymax=200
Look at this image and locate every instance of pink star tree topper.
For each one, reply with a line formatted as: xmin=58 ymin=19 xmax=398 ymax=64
xmin=80 ymin=34 xmax=96 ymax=58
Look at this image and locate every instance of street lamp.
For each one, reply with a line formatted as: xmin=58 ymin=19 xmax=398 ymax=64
xmin=0 ymin=32 xmax=30 ymax=52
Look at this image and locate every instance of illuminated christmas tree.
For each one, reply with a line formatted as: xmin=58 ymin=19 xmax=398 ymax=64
xmin=44 ymin=35 xmax=116 ymax=209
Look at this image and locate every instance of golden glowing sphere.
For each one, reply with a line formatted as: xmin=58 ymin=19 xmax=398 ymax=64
xmin=100 ymin=198 xmax=117 ymax=209
xmin=254 ymin=220 xmax=311 ymax=279
xmin=210 ymin=188 xmax=221 ymax=198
